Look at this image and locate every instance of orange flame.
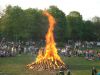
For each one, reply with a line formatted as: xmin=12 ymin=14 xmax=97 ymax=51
xmin=27 ymin=11 xmax=65 ymax=70
xmin=44 ymin=11 xmax=63 ymax=63
xmin=35 ymin=11 xmax=64 ymax=64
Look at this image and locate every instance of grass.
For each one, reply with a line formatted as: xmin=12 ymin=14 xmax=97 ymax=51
xmin=0 ymin=54 xmax=100 ymax=75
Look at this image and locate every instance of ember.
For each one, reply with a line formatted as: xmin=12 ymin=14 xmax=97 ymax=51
xmin=27 ymin=11 xmax=66 ymax=71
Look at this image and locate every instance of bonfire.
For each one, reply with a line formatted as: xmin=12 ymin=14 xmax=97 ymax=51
xmin=27 ymin=11 xmax=66 ymax=71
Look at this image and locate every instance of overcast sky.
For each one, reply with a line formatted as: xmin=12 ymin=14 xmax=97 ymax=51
xmin=0 ymin=0 xmax=100 ymax=20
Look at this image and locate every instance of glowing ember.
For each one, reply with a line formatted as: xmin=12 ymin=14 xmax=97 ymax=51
xmin=27 ymin=11 xmax=66 ymax=71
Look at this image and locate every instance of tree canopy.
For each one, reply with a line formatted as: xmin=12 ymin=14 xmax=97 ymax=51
xmin=0 ymin=5 xmax=100 ymax=41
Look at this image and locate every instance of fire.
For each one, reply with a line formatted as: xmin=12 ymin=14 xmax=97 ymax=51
xmin=27 ymin=11 xmax=66 ymax=71
xmin=44 ymin=11 xmax=64 ymax=64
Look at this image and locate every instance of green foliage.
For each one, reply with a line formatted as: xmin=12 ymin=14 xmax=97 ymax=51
xmin=0 ymin=5 xmax=48 ymax=41
xmin=0 ymin=5 xmax=26 ymax=40
xmin=83 ymin=20 xmax=96 ymax=40
xmin=48 ymin=6 xmax=68 ymax=41
xmin=24 ymin=8 xmax=48 ymax=40
xmin=0 ymin=5 xmax=100 ymax=41
xmin=92 ymin=16 xmax=100 ymax=40
xmin=66 ymin=11 xmax=84 ymax=40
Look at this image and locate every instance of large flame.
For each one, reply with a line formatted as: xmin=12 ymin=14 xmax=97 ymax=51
xmin=44 ymin=11 xmax=64 ymax=63
xmin=27 ymin=11 xmax=65 ymax=70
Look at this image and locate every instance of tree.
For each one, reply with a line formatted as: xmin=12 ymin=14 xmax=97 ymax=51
xmin=66 ymin=11 xmax=84 ymax=40
xmin=24 ymin=8 xmax=48 ymax=40
xmin=1 ymin=5 xmax=100 ymax=41
xmin=48 ymin=6 xmax=68 ymax=41
xmin=83 ymin=20 xmax=95 ymax=40
xmin=92 ymin=16 xmax=100 ymax=23
xmin=92 ymin=16 xmax=100 ymax=40
xmin=0 ymin=5 xmax=49 ymax=41
xmin=5 ymin=6 xmax=26 ymax=40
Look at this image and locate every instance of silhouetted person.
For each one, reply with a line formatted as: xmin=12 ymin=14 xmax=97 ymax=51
xmin=67 ymin=69 xmax=71 ymax=75
xmin=66 ymin=65 xmax=71 ymax=75
xmin=92 ymin=67 xmax=97 ymax=75
xmin=59 ymin=66 xmax=64 ymax=75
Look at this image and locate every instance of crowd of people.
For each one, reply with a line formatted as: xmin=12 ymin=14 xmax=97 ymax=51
xmin=59 ymin=40 xmax=100 ymax=61
xmin=0 ymin=40 xmax=40 ymax=57
xmin=0 ymin=39 xmax=100 ymax=75
xmin=0 ymin=39 xmax=100 ymax=61
xmin=59 ymin=48 xmax=100 ymax=60
xmin=59 ymin=46 xmax=100 ymax=61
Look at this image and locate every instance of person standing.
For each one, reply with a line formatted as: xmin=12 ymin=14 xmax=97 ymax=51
xmin=67 ymin=69 xmax=71 ymax=75
xmin=92 ymin=67 xmax=97 ymax=75
xmin=59 ymin=66 xmax=65 ymax=75
xmin=66 ymin=65 xmax=71 ymax=75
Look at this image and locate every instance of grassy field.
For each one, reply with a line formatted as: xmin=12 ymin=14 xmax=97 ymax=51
xmin=0 ymin=54 xmax=100 ymax=75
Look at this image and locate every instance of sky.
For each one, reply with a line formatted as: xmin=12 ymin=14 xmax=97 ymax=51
xmin=0 ymin=0 xmax=100 ymax=20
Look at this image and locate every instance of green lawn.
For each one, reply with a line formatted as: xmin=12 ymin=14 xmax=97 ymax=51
xmin=0 ymin=54 xmax=100 ymax=75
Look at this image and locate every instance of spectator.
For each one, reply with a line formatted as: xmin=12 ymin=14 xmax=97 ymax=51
xmin=66 ymin=65 xmax=71 ymax=75
xmin=92 ymin=67 xmax=97 ymax=75
xmin=67 ymin=69 xmax=71 ymax=75
xmin=97 ymin=52 xmax=100 ymax=60
xmin=59 ymin=66 xmax=65 ymax=75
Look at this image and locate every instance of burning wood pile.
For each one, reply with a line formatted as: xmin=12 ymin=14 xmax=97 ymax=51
xmin=27 ymin=57 xmax=66 ymax=71
xmin=27 ymin=11 xmax=66 ymax=71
